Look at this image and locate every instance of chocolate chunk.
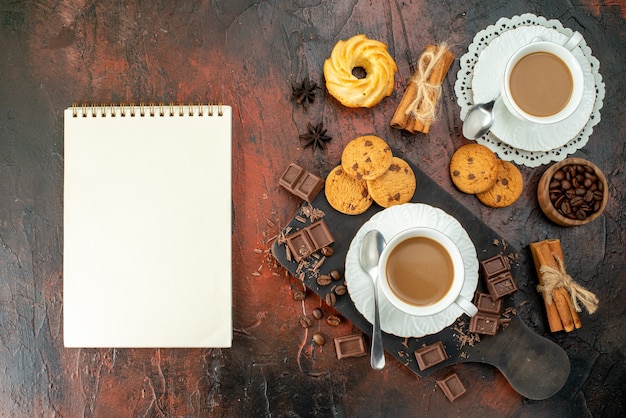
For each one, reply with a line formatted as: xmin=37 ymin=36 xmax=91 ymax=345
xmin=486 ymin=271 xmax=518 ymax=300
xmin=474 ymin=292 xmax=503 ymax=315
xmin=436 ymin=373 xmax=467 ymax=402
xmin=469 ymin=312 xmax=500 ymax=335
xmin=279 ymin=163 xmax=324 ymax=203
xmin=334 ymin=334 xmax=367 ymax=359
xmin=284 ymin=219 xmax=334 ymax=262
xmin=308 ymin=220 xmax=334 ymax=249
xmin=284 ymin=229 xmax=314 ymax=260
xmin=480 ymin=254 xmax=510 ymax=279
xmin=414 ymin=341 xmax=447 ymax=371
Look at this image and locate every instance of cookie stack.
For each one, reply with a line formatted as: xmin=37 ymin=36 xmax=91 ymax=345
xmin=325 ymin=135 xmax=416 ymax=215
xmin=449 ymin=143 xmax=523 ymax=208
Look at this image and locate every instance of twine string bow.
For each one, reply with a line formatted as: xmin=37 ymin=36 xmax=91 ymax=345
xmin=405 ymin=44 xmax=449 ymax=124
xmin=536 ymin=254 xmax=599 ymax=314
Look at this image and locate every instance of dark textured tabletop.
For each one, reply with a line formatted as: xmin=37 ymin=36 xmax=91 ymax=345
xmin=1 ymin=1 xmax=624 ymax=417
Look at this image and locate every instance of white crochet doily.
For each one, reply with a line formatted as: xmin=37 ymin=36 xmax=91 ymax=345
xmin=455 ymin=13 xmax=605 ymax=167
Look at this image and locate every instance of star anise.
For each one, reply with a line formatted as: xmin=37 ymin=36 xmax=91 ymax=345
xmin=292 ymin=77 xmax=318 ymax=106
xmin=299 ymin=122 xmax=332 ymax=151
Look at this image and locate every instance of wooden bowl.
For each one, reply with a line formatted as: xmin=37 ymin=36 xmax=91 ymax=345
xmin=537 ymin=158 xmax=608 ymax=227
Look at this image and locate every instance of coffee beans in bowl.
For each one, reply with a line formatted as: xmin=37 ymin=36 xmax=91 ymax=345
xmin=537 ymin=158 xmax=608 ymax=227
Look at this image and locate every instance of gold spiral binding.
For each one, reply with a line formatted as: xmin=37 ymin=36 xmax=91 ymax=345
xmin=71 ymin=101 xmax=226 ymax=117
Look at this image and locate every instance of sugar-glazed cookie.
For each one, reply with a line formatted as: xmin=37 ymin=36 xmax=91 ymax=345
xmin=476 ymin=160 xmax=523 ymax=208
xmin=449 ymin=143 xmax=498 ymax=194
xmin=341 ymin=135 xmax=393 ymax=181
xmin=325 ymin=165 xmax=373 ymax=215
xmin=366 ymin=157 xmax=416 ymax=208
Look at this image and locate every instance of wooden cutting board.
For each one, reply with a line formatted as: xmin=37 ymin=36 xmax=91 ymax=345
xmin=271 ymin=157 xmax=569 ymax=400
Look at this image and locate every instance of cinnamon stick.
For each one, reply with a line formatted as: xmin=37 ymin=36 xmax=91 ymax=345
xmin=529 ymin=239 xmax=581 ymax=332
xmin=391 ymin=44 xmax=454 ymax=134
xmin=547 ymin=240 xmax=582 ymax=330
xmin=530 ymin=241 xmax=564 ymax=332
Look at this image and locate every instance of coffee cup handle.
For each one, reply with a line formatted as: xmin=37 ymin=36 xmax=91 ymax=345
xmin=563 ymin=31 xmax=583 ymax=51
xmin=454 ymin=295 xmax=478 ymax=317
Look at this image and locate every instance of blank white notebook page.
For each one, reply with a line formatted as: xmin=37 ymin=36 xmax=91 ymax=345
xmin=64 ymin=104 xmax=232 ymax=348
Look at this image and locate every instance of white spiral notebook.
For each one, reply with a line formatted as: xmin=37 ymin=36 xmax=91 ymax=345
xmin=63 ymin=103 xmax=232 ymax=348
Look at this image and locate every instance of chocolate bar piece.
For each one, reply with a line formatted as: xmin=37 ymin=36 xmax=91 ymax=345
xmin=436 ymin=373 xmax=467 ymax=402
xmin=307 ymin=221 xmax=333 ymax=249
xmin=285 ymin=219 xmax=334 ymax=262
xmin=414 ymin=341 xmax=447 ymax=371
xmin=480 ymin=254 xmax=510 ymax=279
xmin=334 ymin=334 xmax=367 ymax=360
xmin=279 ymin=163 xmax=324 ymax=203
xmin=486 ymin=271 xmax=518 ymax=300
xmin=474 ymin=292 xmax=503 ymax=315
xmin=469 ymin=312 xmax=500 ymax=335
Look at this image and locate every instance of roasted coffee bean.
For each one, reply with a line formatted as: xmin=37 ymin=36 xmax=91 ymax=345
xmin=312 ymin=308 xmax=323 ymax=320
xmin=554 ymin=195 xmax=565 ymax=208
xmin=312 ymin=332 xmax=325 ymax=345
xmin=549 ymin=180 xmax=561 ymax=190
xmin=325 ymin=292 xmax=336 ymax=306
xmin=561 ymin=179 xmax=572 ymax=190
xmin=560 ymin=201 xmax=572 ymax=215
xmin=293 ymin=290 xmax=306 ymax=301
xmin=320 ymin=246 xmax=334 ymax=257
xmin=317 ymin=274 xmax=332 ymax=286
xmin=549 ymin=191 xmax=562 ymax=201
xmin=299 ymin=316 xmax=312 ymax=328
xmin=326 ymin=315 xmax=341 ymax=326
xmin=575 ymin=187 xmax=586 ymax=196
xmin=553 ymin=170 xmax=565 ymax=181
xmin=570 ymin=196 xmax=584 ymax=207
xmin=334 ymin=284 xmax=347 ymax=296
xmin=575 ymin=209 xmax=587 ymax=220
xmin=565 ymin=189 xmax=576 ymax=199
xmin=330 ymin=269 xmax=342 ymax=281
xmin=593 ymin=191 xmax=603 ymax=201
xmin=594 ymin=200 xmax=602 ymax=212
xmin=584 ymin=178 xmax=593 ymax=188
xmin=584 ymin=190 xmax=594 ymax=203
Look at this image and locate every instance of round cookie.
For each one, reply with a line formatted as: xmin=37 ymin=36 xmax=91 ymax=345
xmin=323 ymin=34 xmax=397 ymax=108
xmin=476 ymin=160 xmax=523 ymax=208
xmin=325 ymin=165 xmax=373 ymax=215
xmin=366 ymin=157 xmax=416 ymax=208
xmin=341 ymin=135 xmax=393 ymax=181
xmin=449 ymin=143 xmax=498 ymax=194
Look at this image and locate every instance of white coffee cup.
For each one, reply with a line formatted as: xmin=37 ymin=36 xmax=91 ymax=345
xmin=378 ymin=227 xmax=477 ymax=317
xmin=501 ymin=32 xmax=584 ymax=124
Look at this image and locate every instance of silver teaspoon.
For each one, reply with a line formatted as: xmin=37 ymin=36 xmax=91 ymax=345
xmin=462 ymin=93 xmax=501 ymax=139
xmin=360 ymin=229 xmax=386 ymax=370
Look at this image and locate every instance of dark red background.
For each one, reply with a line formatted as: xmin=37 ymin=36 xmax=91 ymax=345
xmin=1 ymin=1 xmax=624 ymax=416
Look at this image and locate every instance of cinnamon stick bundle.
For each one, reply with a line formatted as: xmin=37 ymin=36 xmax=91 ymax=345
xmin=530 ymin=239 xmax=582 ymax=332
xmin=390 ymin=44 xmax=454 ymax=134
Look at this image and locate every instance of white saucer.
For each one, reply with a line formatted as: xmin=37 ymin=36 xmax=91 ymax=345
xmin=455 ymin=13 xmax=605 ymax=167
xmin=472 ymin=26 xmax=595 ymax=152
xmin=344 ymin=203 xmax=478 ymax=338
